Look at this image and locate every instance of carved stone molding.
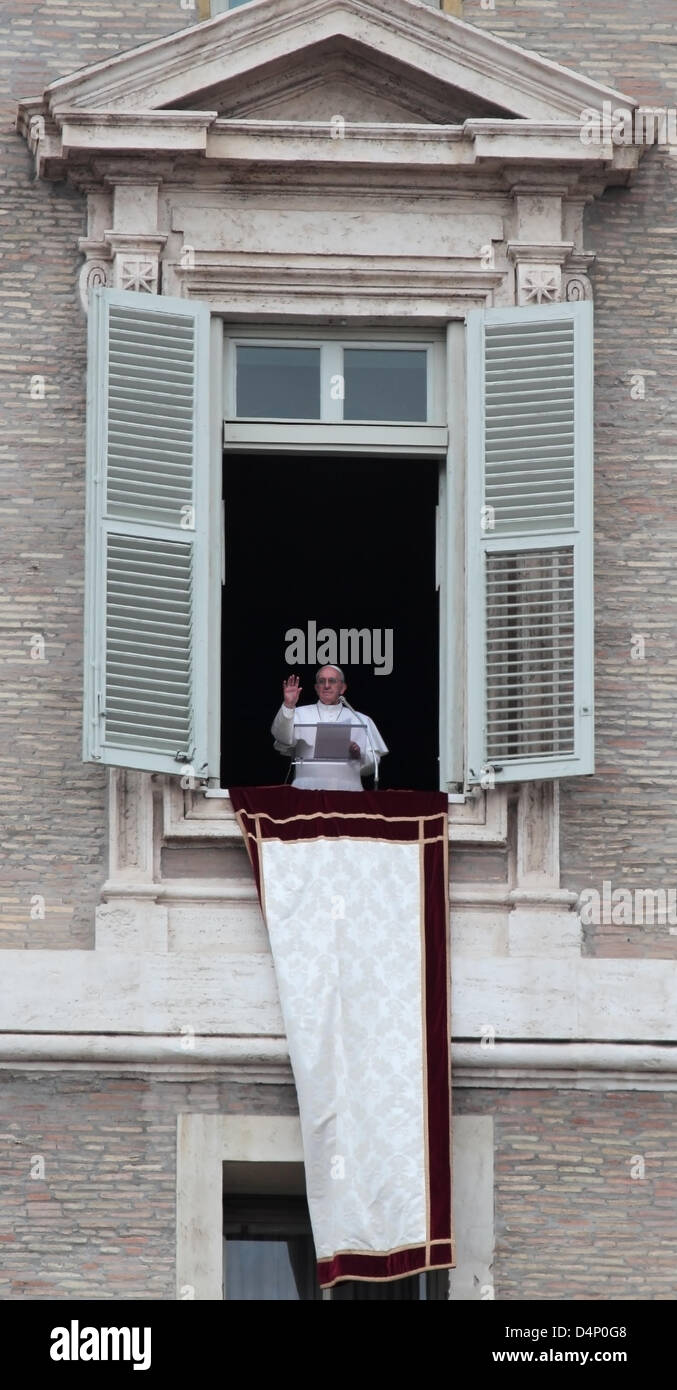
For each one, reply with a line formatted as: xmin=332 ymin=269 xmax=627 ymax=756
xmin=563 ymin=273 xmax=593 ymax=301
xmin=105 ymin=231 xmax=168 ymax=296
xmin=516 ymin=780 xmax=560 ymax=889
xmin=78 ymin=258 xmax=112 ymax=310
xmin=518 ymin=264 xmax=562 ymax=304
xmin=117 ymin=256 xmax=159 ymax=293
xmin=108 ymin=768 xmax=155 ymax=882
xmin=77 ymin=230 xmax=172 ymax=306
xmin=507 ymin=240 xmax=575 ymax=306
xmin=562 ymin=253 xmax=596 ymax=301
xmin=77 ymin=237 xmax=112 ymax=312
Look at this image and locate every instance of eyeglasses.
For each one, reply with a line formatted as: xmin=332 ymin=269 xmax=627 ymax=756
xmin=317 ymin=678 xmax=340 ymax=685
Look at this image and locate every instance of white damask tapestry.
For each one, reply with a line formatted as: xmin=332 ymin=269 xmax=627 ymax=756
xmin=231 ymin=786 xmax=454 ymax=1289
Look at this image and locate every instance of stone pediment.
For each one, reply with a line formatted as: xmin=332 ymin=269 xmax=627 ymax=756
xmin=177 ymin=40 xmax=512 ymax=126
xmin=18 ymin=0 xmax=643 ymax=195
xmin=169 ymin=34 xmax=514 ymax=125
xmin=32 ymin=0 xmax=635 ymax=126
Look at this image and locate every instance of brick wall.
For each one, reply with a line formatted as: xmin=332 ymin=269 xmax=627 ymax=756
xmin=1 ymin=1074 xmax=674 ymax=1299
xmin=0 ymin=2 xmax=198 ymax=948
xmin=456 ymin=1086 xmax=677 ymax=1300
xmin=0 ymin=1071 xmax=298 ymax=1300
xmin=464 ymin=7 xmax=677 ymax=955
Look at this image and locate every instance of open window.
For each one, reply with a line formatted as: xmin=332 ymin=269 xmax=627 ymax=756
xmin=83 ymin=289 xmax=594 ymax=791
xmin=219 ymin=327 xmax=444 ymax=791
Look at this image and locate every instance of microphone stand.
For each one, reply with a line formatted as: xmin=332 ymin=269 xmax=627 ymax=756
xmin=340 ymin=696 xmax=380 ymax=790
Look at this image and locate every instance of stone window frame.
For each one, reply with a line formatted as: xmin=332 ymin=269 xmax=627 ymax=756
xmin=176 ymin=1112 xmax=494 ymax=1300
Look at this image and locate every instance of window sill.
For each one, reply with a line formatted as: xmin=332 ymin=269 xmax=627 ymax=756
xmin=203 ymin=788 xmax=468 ymax=803
xmin=162 ymin=780 xmax=507 ymax=845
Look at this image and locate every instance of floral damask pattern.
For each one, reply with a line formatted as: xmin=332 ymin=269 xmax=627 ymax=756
xmin=262 ymin=836 xmax=427 ymax=1259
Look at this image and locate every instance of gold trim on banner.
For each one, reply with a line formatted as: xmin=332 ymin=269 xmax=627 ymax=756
xmin=254 ymin=814 xmax=267 ymax=922
xmin=242 ymin=809 xmax=446 ymax=825
xmin=319 ymin=1236 xmax=436 ymax=1259
xmin=443 ymin=816 xmax=454 ymax=1253
xmin=321 ymin=1263 xmax=451 ymax=1289
xmin=240 ymin=829 xmax=447 ymax=848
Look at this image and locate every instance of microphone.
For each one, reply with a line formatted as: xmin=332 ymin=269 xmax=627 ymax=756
xmin=339 ymin=696 xmax=380 ymax=790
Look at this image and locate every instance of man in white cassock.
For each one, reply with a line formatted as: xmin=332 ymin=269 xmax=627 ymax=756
xmin=271 ymin=665 xmax=388 ymax=791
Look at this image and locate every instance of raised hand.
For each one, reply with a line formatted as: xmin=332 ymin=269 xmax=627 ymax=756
xmin=283 ymin=674 xmax=302 ymax=708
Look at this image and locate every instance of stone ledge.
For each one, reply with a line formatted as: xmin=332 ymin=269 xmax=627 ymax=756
xmin=2 ymin=1035 xmax=677 ymax=1092
xmin=1 ymin=953 xmax=676 ymax=1041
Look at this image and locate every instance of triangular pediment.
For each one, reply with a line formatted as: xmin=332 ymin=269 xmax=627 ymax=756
xmin=39 ymin=0 xmax=636 ymax=126
xmin=173 ymin=37 xmax=512 ymax=125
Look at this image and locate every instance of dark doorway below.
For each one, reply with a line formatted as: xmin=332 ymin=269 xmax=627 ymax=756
xmin=221 ymin=454 xmax=439 ymax=790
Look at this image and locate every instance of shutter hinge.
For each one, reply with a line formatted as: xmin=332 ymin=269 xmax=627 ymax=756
xmin=96 ymin=690 xmax=105 ymax=718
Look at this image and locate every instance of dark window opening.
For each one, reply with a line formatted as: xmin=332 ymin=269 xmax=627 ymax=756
xmin=221 ymin=454 xmax=440 ymax=790
xmin=223 ymin=1196 xmax=322 ymax=1302
xmin=223 ymin=1193 xmax=449 ymax=1301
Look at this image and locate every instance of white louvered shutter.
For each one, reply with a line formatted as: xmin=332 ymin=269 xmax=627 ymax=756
xmin=466 ymin=301 xmax=594 ymax=784
xmin=83 ymin=288 xmax=213 ymax=777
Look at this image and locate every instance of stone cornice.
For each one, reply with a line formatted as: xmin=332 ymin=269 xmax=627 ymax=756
xmin=61 ymin=109 xmax=218 ymax=155
xmin=2 ymin=1035 xmax=677 ymax=1090
xmin=18 ymin=109 xmax=642 ymax=185
xmin=507 ymin=241 xmax=575 ymax=265
xmin=97 ymin=877 xmax=576 ymax=909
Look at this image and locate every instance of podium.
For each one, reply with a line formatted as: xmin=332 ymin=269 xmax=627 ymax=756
xmin=292 ymin=722 xmax=368 ymax=791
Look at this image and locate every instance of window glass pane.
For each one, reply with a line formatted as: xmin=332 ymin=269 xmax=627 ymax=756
xmin=236 ymin=346 xmax=321 ymax=419
xmin=343 ymin=349 xmax=428 ymax=422
xmin=226 ymin=1237 xmax=318 ymax=1300
xmin=223 ymin=1195 xmax=322 ymax=1301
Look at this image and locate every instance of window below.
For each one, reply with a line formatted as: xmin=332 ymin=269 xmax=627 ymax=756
xmin=223 ymin=1195 xmax=321 ymax=1300
xmin=223 ymin=1193 xmax=449 ymax=1301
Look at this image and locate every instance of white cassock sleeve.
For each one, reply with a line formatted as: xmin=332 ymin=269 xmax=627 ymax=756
xmin=271 ymin=703 xmax=296 ymax=756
